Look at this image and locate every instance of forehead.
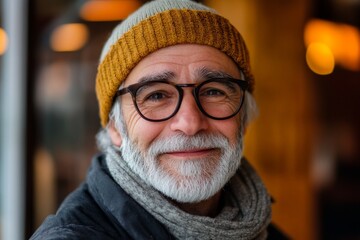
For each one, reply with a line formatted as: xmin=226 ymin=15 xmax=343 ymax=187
xmin=125 ymin=44 xmax=241 ymax=84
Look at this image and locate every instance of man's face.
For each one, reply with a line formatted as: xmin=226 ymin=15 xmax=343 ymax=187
xmin=111 ymin=44 xmax=245 ymax=202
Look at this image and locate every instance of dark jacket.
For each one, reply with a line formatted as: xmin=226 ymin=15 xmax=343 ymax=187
xmin=31 ymin=154 xmax=289 ymax=240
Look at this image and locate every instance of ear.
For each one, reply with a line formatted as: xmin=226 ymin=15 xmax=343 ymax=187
xmin=108 ymin=121 xmax=122 ymax=147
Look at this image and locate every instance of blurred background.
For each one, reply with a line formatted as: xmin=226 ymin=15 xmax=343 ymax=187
xmin=0 ymin=0 xmax=359 ymax=239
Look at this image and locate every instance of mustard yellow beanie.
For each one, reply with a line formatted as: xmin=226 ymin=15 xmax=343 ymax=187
xmin=96 ymin=0 xmax=254 ymax=127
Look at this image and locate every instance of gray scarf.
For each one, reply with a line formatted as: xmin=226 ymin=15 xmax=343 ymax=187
xmin=106 ymin=147 xmax=272 ymax=240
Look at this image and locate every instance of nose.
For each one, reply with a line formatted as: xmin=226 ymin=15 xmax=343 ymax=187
xmin=169 ymin=91 xmax=209 ymax=135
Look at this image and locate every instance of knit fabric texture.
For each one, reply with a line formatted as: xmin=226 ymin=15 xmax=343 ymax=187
xmin=96 ymin=0 xmax=254 ymax=127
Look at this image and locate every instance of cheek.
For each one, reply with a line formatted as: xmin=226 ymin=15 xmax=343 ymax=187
xmin=123 ymin=104 xmax=165 ymax=150
xmin=212 ymin=118 xmax=242 ymax=145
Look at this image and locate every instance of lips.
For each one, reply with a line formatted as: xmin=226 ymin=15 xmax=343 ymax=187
xmin=163 ymin=148 xmax=218 ymax=158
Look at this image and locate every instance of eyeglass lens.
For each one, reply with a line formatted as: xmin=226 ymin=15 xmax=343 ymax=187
xmin=136 ymin=82 xmax=179 ymax=120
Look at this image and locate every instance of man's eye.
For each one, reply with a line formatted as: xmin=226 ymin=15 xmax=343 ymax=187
xmin=141 ymin=91 xmax=176 ymax=103
xmin=146 ymin=92 xmax=166 ymax=101
xmin=202 ymin=88 xmax=225 ymax=97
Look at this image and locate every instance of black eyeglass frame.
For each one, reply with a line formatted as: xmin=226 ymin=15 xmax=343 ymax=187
xmin=114 ymin=78 xmax=249 ymax=122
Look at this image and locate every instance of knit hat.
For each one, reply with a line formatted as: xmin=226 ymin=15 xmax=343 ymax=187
xmin=96 ymin=0 xmax=254 ymax=127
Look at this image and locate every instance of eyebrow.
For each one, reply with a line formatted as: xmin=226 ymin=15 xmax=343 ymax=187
xmin=136 ymin=71 xmax=176 ymax=84
xmin=195 ymin=67 xmax=236 ymax=80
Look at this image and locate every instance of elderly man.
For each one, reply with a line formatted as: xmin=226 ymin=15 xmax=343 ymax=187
xmin=32 ymin=0 xmax=287 ymax=239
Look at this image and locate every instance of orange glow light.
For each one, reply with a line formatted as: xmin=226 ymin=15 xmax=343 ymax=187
xmin=306 ymin=42 xmax=335 ymax=75
xmin=304 ymin=19 xmax=360 ymax=71
xmin=0 ymin=28 xmax=9 ymax=55
xmin=50 ymin=23 xmax=89 ymax=52
xmin=80 ymin=0 xmax=141 ymax=22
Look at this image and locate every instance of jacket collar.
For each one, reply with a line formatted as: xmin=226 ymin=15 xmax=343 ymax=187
xmin=86 ymin=154 xmax=173 ymax=239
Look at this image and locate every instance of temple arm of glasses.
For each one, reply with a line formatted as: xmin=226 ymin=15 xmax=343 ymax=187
xmin=115 ymin=88 xmax=130 ymax=97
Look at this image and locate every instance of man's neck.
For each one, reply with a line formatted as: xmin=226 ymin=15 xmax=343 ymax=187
xmin=167 ymin=191 xmax=223 ymax=217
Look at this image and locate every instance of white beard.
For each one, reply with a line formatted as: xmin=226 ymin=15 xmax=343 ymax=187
xmin=120 ymin=132 xmax=243 ymax=203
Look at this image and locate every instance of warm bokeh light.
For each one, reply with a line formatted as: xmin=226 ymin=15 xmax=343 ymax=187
xmin=50 ymin=23 xmax=89 ymax=52
xmin=304 ymin=18 xmax=360 ymax=72
xmin=306 ymin=42 xmax=335 ymax=75
xmin=80 ymin=0 xmax=141 ymax=22
xmin=0 ymin=27 xmax=9 ymax=55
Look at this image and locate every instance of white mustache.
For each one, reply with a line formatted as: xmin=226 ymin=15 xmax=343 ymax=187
xmin=147 ymin=133 xmax=230 ymax=157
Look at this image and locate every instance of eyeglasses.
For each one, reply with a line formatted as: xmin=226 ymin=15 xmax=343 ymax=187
xmin=115 ymin=78 xmax=248 ymax=122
